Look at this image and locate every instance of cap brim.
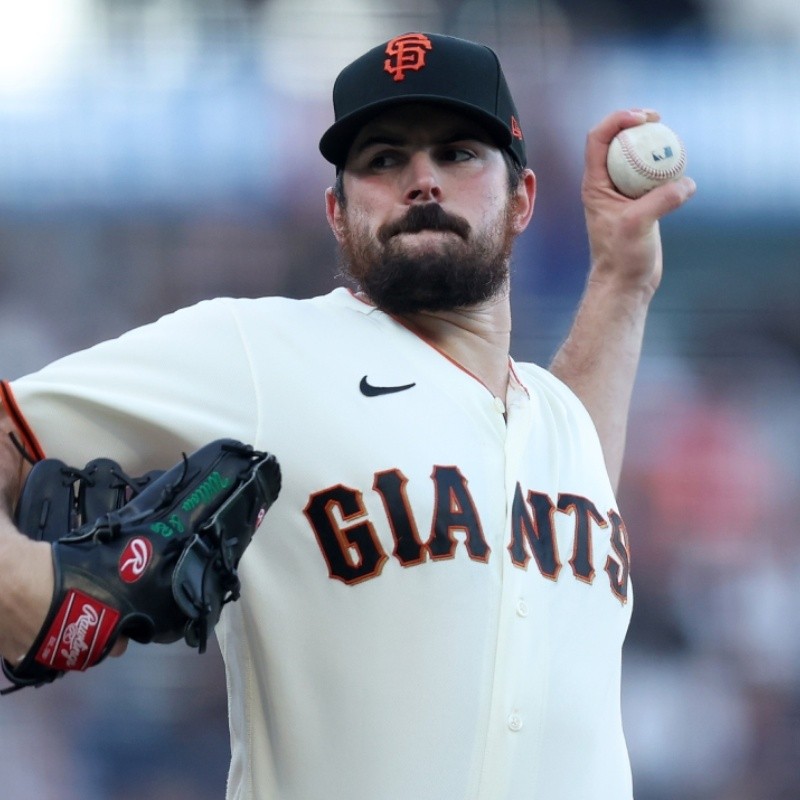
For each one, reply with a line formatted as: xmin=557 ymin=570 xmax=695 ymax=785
xmin=319 ymin=96 xmax=514 ymax=168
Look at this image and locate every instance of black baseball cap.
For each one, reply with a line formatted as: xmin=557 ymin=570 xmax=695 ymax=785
xmin=319 ymin=32 xmax=527 ymax=170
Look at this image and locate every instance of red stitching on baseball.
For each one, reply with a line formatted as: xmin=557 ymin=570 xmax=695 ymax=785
xmin=619 ymin=130 xmax=686 ymax=181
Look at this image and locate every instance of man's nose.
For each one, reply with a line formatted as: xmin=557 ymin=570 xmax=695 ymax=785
xmin=403 ymin=153 xmax=442 ymax=203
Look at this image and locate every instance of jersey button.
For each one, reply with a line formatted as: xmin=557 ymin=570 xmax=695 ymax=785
xmin=507 ymin=713 xmax=524 ymax=732
xmin=493 ymin=396 xmax=506 ymax=414
xmin=516 ymin=599 xmax=529 ymax=618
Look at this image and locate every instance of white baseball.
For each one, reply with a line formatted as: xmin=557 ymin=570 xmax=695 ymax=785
xmin=606 ymin=121 xmax=686 ymax=198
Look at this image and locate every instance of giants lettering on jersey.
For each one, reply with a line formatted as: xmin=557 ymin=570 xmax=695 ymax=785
xmin=303 ymin=466 xmax=630 ymax=602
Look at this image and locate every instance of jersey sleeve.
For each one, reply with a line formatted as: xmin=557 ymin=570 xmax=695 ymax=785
xmin=4 ymin=298 xmax=259 ymax=473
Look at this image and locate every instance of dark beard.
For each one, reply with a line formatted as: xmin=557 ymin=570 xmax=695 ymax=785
xmin=338 ymin=203 xmax=514 ymax=315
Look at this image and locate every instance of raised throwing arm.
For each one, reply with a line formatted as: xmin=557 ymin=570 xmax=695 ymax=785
xmin=549 ymin=109 xmax=696 ymax=490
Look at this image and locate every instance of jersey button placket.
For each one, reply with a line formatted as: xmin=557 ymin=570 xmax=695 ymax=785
xmin=474 ymin=378 xmax=534 ymax=797
xmin=507 ymin=599 xmax=528 ymax=736
xmin=504 ymin=383 xmax=532 ymax=746
xmin=507 ymin=712 xmax=524 ymax=732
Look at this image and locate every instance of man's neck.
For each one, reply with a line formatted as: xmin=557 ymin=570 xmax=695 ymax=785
xmin=398 ymin=293 xmax=512 ymax=401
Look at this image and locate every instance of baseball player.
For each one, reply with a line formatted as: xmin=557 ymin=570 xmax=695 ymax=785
xmin=0 ymin=32 xmax=694 ymax=800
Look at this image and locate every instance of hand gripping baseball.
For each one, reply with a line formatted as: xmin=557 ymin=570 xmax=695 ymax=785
xmin=2 ymin=439 xmax=281 ymax=692
xmin=582 ymin=109 xmax=696 ymax=296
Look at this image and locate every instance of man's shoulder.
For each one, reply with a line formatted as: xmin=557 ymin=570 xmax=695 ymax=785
xmin=217 ymin=287 xmax=373 ymax=321
xmin=513 ymin=359 xmax=562 ymax=389
xmin=513 ymin=360 xmax=593 ymax=416
xmin=154 ymin=289 xmax=370 ymax=334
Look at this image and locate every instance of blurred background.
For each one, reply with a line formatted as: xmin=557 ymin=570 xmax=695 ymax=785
xmin=0 ymin=1 xmax=798 ymax=798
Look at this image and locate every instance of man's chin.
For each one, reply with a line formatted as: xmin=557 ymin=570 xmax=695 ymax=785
xmin=340 ymin=213 xmax=514 ymax=313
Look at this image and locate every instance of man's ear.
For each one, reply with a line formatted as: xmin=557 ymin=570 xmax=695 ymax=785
xmin=510 ymin=169 xmax=536 ymax=235
xmin=325 ymin=187 xmax=346 ymax=243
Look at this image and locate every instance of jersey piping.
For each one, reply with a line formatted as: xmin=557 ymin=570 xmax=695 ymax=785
xmin=0 ymin=380 xmax=45 ymax=462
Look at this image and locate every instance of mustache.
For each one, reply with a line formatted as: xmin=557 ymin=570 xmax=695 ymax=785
xmin=378 ymin=204 xmax=471 ymax=244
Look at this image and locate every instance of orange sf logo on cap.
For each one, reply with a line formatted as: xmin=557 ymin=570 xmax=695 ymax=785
xmin=384 ymin=33 xmax=432 ymax=82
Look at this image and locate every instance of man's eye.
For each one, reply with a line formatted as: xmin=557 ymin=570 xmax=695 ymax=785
xmin=369 ymin=152 xmax=401 ymax=169
xmin=441 ymin=147 xmax=475 ymax=163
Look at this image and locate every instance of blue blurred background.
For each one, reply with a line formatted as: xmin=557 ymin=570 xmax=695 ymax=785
xmin=0 ymin=1 xmax=798 ymax=798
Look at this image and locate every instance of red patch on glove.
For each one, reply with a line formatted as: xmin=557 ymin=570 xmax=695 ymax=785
xmin=119 ymin=536 xmax=153 ymax=583
xmin=35 ymin=590 xmax=120 ymax=671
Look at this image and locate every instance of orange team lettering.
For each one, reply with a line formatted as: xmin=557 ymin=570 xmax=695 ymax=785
xmin=384 ymin=33 xmax=433 ymax=82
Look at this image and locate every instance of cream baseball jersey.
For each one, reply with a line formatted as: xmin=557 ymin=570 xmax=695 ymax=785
xmin=6 ymin=288 xmax=633 ymax=800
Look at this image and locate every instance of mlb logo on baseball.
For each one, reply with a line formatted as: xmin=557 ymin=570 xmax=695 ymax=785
xmin=607 ymin=121 xmax=687 ymax=198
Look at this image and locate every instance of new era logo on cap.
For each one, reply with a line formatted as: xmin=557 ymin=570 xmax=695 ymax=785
xmin=319 ymin=32 xmax=527 ymax=169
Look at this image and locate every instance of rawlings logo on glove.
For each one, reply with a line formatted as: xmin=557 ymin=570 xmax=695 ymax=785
xmin=119 ymin=537 xmax=153 ymax=581
xmin=38 ymin=590 xmax=119 ymax=671
xmin=2 ymin=438 xmax=281 ymax=693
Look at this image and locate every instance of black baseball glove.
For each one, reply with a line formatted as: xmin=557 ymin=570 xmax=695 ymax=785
xmin=2 ymin=438 xmax=281 ymax=693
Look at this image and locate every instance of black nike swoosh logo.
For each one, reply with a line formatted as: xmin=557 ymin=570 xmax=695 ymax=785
xmin=359 ymin=376 xmax=416 ymax=397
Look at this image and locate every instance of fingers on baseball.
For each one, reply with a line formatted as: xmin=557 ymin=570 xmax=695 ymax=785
xmin=631 ymin=175 xmax=697 ymax=222
xmin=584 ymin=109 xmax=662 ymax=184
